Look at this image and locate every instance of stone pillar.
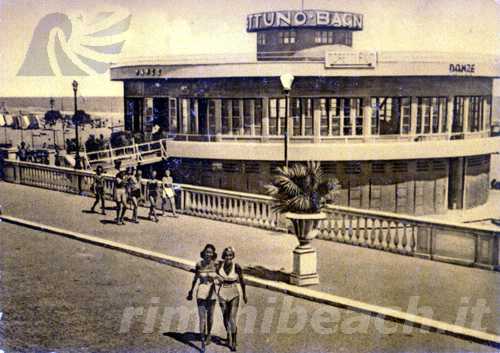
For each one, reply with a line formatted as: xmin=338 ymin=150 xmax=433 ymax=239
xmin=447 ymin=96 xmax=454 ymax=138
xmin=215 ymin=99 xmax=222 ymax=142
xmin=363 ymin=97 xmax=372 ymax=142
xmin=410 ymin=97 xmax=418 ymax=137
xmin=262 ymin=97 xmax=270 ymax=142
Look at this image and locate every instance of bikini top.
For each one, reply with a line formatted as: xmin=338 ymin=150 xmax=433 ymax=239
xmin=217 ymin=262 xmax=238 ymax=284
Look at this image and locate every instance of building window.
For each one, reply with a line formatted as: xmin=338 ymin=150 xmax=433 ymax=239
xmin=318 ymin=98 xmax=363 ymax=137
xmin=232 ymin=100 xmax=242 ymax=135
xmin=314 ymin=31 xmax=351 ymax=45
xmin=269 ymin=98 xmax=287 ymax=135
xmin=168 ymin=98 xmax=177 ymax=133
xmin=257 ymin=32 xmax=266 ymax=45
xmin=222 ymin=100 xmax=232 ymax=134
xmin=468 ymin=96 xmax=485 ymax=132
xmin=453 ymin=97 xmax=465 ymax=133
xmin=416 ymin=97 xmax=447 ymax=135
xmin=371 ymin=97 xmax=411 ymax=135
xmin=291 ymin=98 xmax=314 ymax=137
xmin=279 ymin=30 xmax=296 ymax=44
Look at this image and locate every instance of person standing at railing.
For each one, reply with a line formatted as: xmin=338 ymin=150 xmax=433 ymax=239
xmin=161 ymin=169 xmax=178 ymax=217
xmin=90 ymin=165 xmax=106 ymax=215
xmin=147 ymin=170 xmax=160 ymax=222
xmin=113 ymin=168 xmax=127 ymax=225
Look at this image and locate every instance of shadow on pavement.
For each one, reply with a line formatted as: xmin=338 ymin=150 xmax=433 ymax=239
xmin=244 ymin=265 xmax=290 ymax=283
xmin=163 ymin=331 xmax=226 ymax=352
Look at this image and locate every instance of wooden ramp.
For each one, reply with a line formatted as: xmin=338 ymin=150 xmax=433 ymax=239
xmin=81 ymin=139 xmax=168 ymax=170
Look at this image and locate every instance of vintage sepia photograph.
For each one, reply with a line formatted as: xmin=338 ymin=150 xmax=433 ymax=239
xmin=0 ymin=0 xmax=499 ymax=352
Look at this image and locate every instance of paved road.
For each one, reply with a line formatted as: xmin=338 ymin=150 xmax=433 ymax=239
xmin=0 ymin=182 xmax=498 ymax=338
xmin=0 ymin=223 xmax=497 ymax=353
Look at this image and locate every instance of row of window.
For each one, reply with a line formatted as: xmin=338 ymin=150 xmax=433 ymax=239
xmin=177 ymin=159 xmax=452 ymax=176
xmin=125 ymin=96 xmax=492 ymax=137
xmin=257 ymin=30 xmax=352 ymax=46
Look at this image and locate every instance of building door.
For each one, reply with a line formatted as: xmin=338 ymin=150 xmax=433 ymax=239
xmin=153 ymin=98 xmax=169 ymax=135
xmin=125 ymin=98 xmax=144 ymax=134
xmin=448 ymin=158 xmax=464 ymax=209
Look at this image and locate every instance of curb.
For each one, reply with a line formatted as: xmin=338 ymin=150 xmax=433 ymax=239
xmin=1 ymin=214 xmax=499 ymax=348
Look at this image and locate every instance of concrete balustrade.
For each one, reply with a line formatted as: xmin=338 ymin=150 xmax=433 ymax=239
xmin=2 ymin=159 xmax=498 ymax=270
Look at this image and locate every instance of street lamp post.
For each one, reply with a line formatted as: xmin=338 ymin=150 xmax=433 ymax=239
xmin=72 ymin=80 xmax=82 ymax=170
xmin=280 ymin=73 xmax=295 ymax=168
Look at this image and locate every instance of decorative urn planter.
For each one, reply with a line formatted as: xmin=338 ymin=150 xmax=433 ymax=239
xmin=286 ymin=212 xmax=327 ymax=286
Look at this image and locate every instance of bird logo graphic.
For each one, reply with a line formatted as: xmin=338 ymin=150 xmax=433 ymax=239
xmin=17 ymin=8 xmax=132 ymax=76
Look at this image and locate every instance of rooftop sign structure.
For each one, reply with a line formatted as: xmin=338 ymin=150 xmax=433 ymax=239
xmin=246 ymin=10 xmax=364 ymax=32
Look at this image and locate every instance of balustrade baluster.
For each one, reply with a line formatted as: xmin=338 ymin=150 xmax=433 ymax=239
xmin=369 ymin=218 xmax=376 ymax=247
xmin=185 ymin=191 xmax=192 ymax=214
xmin=410 ymin=225 xmax=417 ymax=253
xmin=385 ymin=221 xmax=392 ymax=250
xmin=347 ymin=215 xmax=353 ymax=243
xmin=377 ymin=218 xmax=384 ymax=249
xmin=340 ymin=213 xmax=347 ymax=242
xmin=402 ymin=223 xmax=409 ymax=254
xmin=393 ymin=221 xmax=400 ymax=252
xmin=332 ymin=213 xmax=340 ymax=240
xmin=362 ymin=216 xmax=369 ymax=246
xmin=352 ymin=217 xmax=359 ymax=245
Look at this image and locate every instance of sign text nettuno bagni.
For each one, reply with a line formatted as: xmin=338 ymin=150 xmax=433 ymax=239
xmin=246 ymin=10 xmax=364 ymax=32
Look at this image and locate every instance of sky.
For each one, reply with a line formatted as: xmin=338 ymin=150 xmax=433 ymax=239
xmin=0 ymin=0 xmax=499 ymax=97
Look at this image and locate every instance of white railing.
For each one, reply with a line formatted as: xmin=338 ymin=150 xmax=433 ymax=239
xmin=2 ymin=160 xmax=499 ymax=270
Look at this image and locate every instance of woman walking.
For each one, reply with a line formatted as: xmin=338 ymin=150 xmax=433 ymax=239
xmin=187 ymin=244 xmax=219 ymax=351
xmin=217 ymin=247 xmax=247 ymax=352
xmin=147 ymin=170 xmax=160 ymax=222
xmin=113 ymin=168 xmax=127 ymax=225
xmin=127 ymin=167 xmax=142 ymax=223
xmin=161 ymin=169 xmax=178 ymax=217
xmin=90 ymin=165 xmax=106 ymax=215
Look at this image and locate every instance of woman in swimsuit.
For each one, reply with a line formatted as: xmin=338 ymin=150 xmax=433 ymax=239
xmin=187 ymin=244 xmax=219 ymax=351
xmin=147 ymin=170 xmax=160 ymax=222
xmin=161 ymin=169 xmax=177 ymax=217
xmin=217 ymin=247 xmax=247 ymax=351
xmin=127 ymin=167 xmax=142 ymax=223
xmin=113 ymin=169 xmax=127 ymax=225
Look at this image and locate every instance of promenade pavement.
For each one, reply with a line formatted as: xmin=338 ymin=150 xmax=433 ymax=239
xmin=0 ymin=182 xmax=499 ymax=337
xmin=3 ymin=224 xmax=495 ymax=353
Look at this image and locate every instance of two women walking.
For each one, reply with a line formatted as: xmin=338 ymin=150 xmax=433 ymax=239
xmin=187 ymin=244 xmax=247 ymax=352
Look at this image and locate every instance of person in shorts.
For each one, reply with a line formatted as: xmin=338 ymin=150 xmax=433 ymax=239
xmin=90 ymin=165 xmax=106 ymax=215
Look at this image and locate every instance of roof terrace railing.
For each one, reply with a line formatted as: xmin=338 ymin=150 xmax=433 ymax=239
xmin=111 ymin=51 xmax=500 ymax=67
xmin=2 ymin=159 xmax=498 ymax=271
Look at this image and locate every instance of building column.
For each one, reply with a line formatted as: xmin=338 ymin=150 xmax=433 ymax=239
xmin=250 ymin=99 xmax=256 ymax=136
xmin=262 ymin=97 xmax=269 ymax=142
xmin=350 ymin=98 xmax=356 ymax=137
xmin=239 ymin=99 xmax=245 ymax=135
xmin=463 ymin=97 xmax=470 ymax=136
xmin=215 ymin=99 xmax=222 ymax=142
xmin=446 ymin=96 xmax=454 ymax=139
xmin=313 ymin=98 xmax=321 ymax=143
xmin=482 ymin=97 xmax=490 ymax=132
xmin=410 ymin=97 xmax=418 ymax=137
xmin=362 ymin=96 xmax=372 ymax=142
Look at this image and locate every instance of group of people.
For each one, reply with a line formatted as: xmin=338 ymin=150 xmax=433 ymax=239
xmin=89 ymin=164 xmax=177 ymax=224
xmin=187 ymin=244 xmax=248 ymax=352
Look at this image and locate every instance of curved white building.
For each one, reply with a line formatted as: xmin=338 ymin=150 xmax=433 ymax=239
xmin=111 ymin=9 xmax=500 ymax=215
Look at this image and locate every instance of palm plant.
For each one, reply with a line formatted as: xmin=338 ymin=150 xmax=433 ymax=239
xmin=265 ymin=161 xmax=339 ymax=214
